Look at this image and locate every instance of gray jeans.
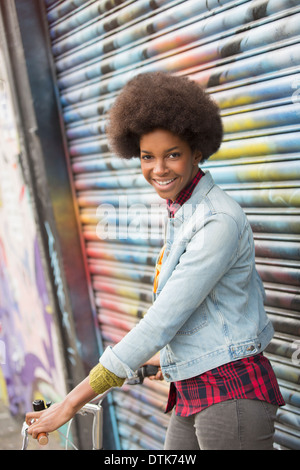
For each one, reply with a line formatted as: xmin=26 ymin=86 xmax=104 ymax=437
xmin=164 ymin=399 xmax=278 ymax=450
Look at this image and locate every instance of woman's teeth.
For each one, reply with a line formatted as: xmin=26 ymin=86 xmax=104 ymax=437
xmin=155 ymin=178 xmax=175 ymax=186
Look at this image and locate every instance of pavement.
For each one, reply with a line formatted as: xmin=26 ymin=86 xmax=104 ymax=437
xmin=0 ymin=400 xmax=65 ymax=450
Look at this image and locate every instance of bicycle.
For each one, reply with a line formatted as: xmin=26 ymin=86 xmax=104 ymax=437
xmin=21 ymin=365 xmax=159 ymax=450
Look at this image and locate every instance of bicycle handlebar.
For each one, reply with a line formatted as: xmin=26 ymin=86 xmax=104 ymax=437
xmin=126 ymin=364 xmax=160 ymax=384
xmin=139 ymin=364 xmax=160 ymax=378
xmin=32 ymin=399 xmax=51 ymax=446
xmin=25 ymin=365 xmax=160 ymax=447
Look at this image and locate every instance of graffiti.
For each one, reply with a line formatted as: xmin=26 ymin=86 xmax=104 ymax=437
xmin=45 ymin=221 xmax=71 ymax=331
xmin=0 ymin=47 xmax=66 ymax=414
xmin=0 ymin=340 xmax=5 ymax=364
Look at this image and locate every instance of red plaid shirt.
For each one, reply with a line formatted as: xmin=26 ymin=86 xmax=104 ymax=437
xmin=165 ymin=354 xmax=285 ymax=416
xmin=161 ymin=170 xmax=284 ymax=416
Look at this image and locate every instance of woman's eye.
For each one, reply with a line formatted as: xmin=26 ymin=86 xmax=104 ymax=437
xmin=141 ymin=154 xmax=153 ymax=160
xmin=168 ymin=152 xmax=180 ymax=159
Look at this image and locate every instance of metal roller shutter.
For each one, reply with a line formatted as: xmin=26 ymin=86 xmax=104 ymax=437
xmin=44 ymin=0 xmax=300 ymax=450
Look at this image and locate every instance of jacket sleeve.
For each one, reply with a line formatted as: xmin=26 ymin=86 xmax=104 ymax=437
xmin=100 ymin=213 xmax=240 ymax=378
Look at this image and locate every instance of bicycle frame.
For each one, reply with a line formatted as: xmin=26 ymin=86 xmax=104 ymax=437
xmin=65 ymin=397 xmax=107 ymax=450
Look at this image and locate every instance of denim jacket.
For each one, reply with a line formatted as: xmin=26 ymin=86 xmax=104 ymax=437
xmin=100 ymin=171 xmax=274 ymax=382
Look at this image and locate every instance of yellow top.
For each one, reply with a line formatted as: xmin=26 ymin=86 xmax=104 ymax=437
xmin=153 ymin=245 xmax=165 ymax=294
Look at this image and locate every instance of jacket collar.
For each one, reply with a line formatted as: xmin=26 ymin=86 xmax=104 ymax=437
xmin=173 ymin=171 xmax=214 ymax=223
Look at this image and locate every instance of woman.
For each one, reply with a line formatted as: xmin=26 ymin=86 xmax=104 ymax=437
xmin=26 ymin=72 xmax=284 ymax=450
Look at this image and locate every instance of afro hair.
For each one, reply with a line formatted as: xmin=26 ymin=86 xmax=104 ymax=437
xmin=106 ymin=72 xmax=223 ymax=162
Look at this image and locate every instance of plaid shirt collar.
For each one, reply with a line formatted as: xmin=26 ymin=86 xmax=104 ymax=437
xmin=167 ymin=169 xmax=204 ymax=218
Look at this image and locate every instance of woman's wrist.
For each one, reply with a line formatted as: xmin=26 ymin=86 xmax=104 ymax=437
xmin=65 ymin=376 xmax=98 ymax=415
xmin=46 ymin=364 xmax=125 ymax=422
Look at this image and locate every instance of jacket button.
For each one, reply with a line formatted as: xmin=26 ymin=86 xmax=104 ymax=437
xmin=165 ymin=373 xmax=170 ymax=379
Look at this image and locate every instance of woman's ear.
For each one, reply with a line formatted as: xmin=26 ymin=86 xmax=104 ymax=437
xmin=193 ymin=151 xmax=203 ymax=165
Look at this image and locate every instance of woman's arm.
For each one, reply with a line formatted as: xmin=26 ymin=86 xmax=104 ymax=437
xmin=26 ymin=364 xmax=124 ymax=438
xmin=26 ymin=377 xmax=97 ymax=439
xmin=101 ymin=213 xmax=239 ymax=377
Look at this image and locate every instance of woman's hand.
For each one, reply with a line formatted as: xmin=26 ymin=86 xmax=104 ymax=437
xmin=25 ymin=377 xmax=97 ymax=439
xmin=144 ymin=352 xmax=163 ymax=381
xmin=25 ymin=401 xmax=74 ymax=439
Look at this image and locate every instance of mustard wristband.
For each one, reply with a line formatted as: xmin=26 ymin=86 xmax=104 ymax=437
xmin=89 ymin=363 xmax=125 ymax=395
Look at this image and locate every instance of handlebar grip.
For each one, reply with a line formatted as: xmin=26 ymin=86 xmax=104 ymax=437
xmin=139 ymin=365 xmax=159 ymax=378
xmin=37 ymin=432 xmax=48 ymax=446
xmin=32 ymin=399 xmax=50 ymax=446
xmin=126 ymin=365 xmax=160 ymax=385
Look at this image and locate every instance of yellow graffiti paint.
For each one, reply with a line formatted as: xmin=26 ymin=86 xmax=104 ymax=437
xmin=0 ymin=366 xmax=9 ymax=406
xmin=223 ymin=115 xmax=261 ymax=134
xmin=212 ymin=140 xmax=272 ymax=160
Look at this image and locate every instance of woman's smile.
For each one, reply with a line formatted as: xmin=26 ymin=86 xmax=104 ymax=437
xmin=152 ymin=177 xmax=177 ymax=188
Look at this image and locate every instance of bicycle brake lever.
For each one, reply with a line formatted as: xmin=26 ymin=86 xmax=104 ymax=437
xmin=21 ymin=422 xmax=29 ymax=450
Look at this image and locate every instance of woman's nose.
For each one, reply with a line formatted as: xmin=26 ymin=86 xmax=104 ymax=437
xmin=153 ymin=159 xmax=167 ymax=175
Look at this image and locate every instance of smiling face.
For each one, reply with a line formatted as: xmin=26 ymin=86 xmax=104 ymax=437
xmin=140 ymin=129 xmax=202 ymax=201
